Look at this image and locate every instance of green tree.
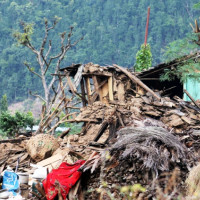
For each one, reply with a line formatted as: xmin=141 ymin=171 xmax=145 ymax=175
xmin=0 ymin=94 xmax=8 ymax=112
xmin=0 ymin=111 xmax=34 ymax=137
xmin=160 ymin=23 xmax=200 ymax=83
xmin=134 ymin=44 xmax=152 ymax=72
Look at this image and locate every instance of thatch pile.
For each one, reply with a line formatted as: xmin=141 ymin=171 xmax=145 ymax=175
xmin=110 ymin=126 xmax=191 ymax=176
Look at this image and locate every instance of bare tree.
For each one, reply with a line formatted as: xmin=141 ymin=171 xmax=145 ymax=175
xmin=14 ymin=18 xmax=83 ymax=112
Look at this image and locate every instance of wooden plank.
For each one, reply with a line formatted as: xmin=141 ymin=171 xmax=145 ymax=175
xmin=93 ymin=121 xmax=109 ymax=142
xmin=66 ymin=73 xmax=76 ymax=94
xmin=91 ymin=79 xmax=108 ymax=104
xmin=108 ymin=76 xmax=114 ymax=101
xmin=82 ymin=72 xmax=112 ymax=77
xmin=92 ymin=75 xmax=102 ymax=101
xmin=113 ymin=64 xmax=161 ymax=100
xmin=100 ymin=81 xmax=109 ymax=105
xmin=37 ymin=154 xmax=63 ymax=171
xmin=117 ymin=82 xmax=125 ymax=101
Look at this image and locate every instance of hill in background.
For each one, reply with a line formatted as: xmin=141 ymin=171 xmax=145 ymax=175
xmin=0 ymin=0 xmax=199 ymax=104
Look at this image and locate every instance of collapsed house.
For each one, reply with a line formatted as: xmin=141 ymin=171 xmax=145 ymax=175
xmin=138 ymin=51 xmax=200 ymax=100
xmin=0 ymin=62 xmax=200 ymax=199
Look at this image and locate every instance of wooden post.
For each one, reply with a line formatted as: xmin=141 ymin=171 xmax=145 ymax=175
xmin=85 ymin=77 xmax=92 ymax=104
xmin=80 ymin=79 xmax=87 ymax=107
xmin=114 ymin=64 xmax=161 ymax=101
xmin=144 ymin=7 xmax=150 ymax=46
xmin=92 ymin=75 xmax=103 ymax=101
xmin=108 ymin=76 xmax=114 ymax=101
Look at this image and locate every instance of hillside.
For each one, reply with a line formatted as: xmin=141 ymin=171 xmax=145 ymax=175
xmin=8 ymin=98 xmax=42 ymax=119
xmin=0 ymin=0 xmax=199 ymax=103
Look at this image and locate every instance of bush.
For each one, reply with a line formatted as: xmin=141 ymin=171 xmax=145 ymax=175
xmin=0 ymin=111 xmax=34 ymax=137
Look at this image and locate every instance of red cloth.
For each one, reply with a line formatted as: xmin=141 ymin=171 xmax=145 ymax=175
xmin=42 ymin=160 xmax=85 ymax=200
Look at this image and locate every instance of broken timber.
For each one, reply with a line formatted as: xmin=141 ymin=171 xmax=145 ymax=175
xmin=113 ymin=64 xmax=161 ymax=101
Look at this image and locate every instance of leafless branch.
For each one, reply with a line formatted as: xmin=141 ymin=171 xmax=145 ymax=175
xmin=40 ymin=19 xmax=49 ymax=55
xmin=29 ymin=91 xmax=46 ymax=103
xmin=51 ymin=82 xmax=61 ymax=105
xmin=25 ymin=40 xmax=38 ymax=55
xmin=42 ymin=41 xmax=53 ymax=75
xmin=72 ymin=36 xmax=84 ymax=47
xmin=45 ymin=40 xmax=52 ymax=60
xmin=24 ymin=62 xmax=42 ymax=79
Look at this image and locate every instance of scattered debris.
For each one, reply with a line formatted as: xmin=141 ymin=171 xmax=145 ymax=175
xmin=1 ymin=63 xmax=200 ymax=199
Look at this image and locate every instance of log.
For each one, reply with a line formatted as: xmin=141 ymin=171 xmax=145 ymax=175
xmin=41 ymin=100 xmax=71 ymax=132
xmin=88 ymin=142 xmax=106 ymax=148
xmin=62 ymin=119 xmax=99 ymax=123
xmin=81 ymin=122 xmax=91 ymax=135
xmin=80 ymin=79 xmax=87 ymax=107
xmin=0 ymin=138 xmax=27 ymax=144
xmin=93 ymin=121 xmax=109 ymax=142
xmin=105 ymin=118 xmax=117 ymax=143
xmin=113 ymin=64 xmax=161 ymax=100
xmin=116 ymin=111 xmax=125 ymax=127
xmin=59 ymin=128 xmax=71 ymax=139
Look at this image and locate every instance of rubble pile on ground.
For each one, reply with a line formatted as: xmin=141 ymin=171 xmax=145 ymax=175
xmin=0 ymin=137 xmax=30 ymax=172
xmin=1 ymin=63 xmax=200 ymax=199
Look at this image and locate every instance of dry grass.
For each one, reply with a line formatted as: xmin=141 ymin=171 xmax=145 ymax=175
xmin=186 ymin=162 xmax=200 ymax=197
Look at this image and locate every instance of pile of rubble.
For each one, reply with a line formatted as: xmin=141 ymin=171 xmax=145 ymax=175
xmin=1 ymin=63 xmax=200 ymax=199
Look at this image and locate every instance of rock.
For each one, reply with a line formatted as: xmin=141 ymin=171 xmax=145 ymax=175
xmin=26 ymin=134 xmax=60 ymax=162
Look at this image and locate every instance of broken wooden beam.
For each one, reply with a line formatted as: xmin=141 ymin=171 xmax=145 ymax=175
xmin=59 ymin=128 xmax=71 ymax=139
xmin=92 ymin=75 xmax=102 ymax=101
xmin=93 ymin=121 xmax=109 ymax=142
xmin=80 ymin=79 xmax=87 ymax=107
xmin=62 ymin=119 xmax=99 ymax=123
xmin=113 ymin=64 xmax=161 ymax=101
xmin=85 ymin=77 xmax=92 ymax=104
xmin=0 ymin=137 xmax=28 ymax=144
xmin=108 ymin=76 xmax=114 ymax=101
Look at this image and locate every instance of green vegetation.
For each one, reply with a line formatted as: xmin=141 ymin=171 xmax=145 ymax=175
xmin=161 ymin=31 xmax=200 ymax=82
xmin=135 ymin=44 xmax=152 ymax=72
xmin=0 ymin=0 xmax=199 ymax=103
xmin=0 ymin=111 xmax=34 ymax=137
xmin=0 ymin=95 xmax=8 ymax=113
